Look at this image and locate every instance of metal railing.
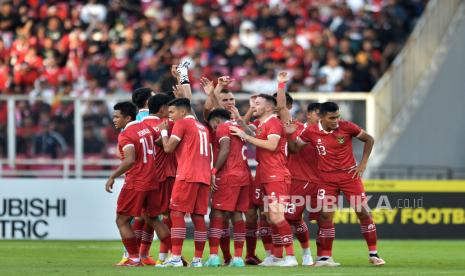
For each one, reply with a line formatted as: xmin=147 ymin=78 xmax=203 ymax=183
xmin=0 ymin=93 xmax=372 ymax=178
xmin=371 ymin=0 xmax=462 ymax=140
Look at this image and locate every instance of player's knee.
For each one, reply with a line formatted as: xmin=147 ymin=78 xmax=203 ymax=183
xmin=269 ymin=211 xmax=284 ymax=224
xmin=319 ymin=212 xmax=334 ymax=222
xmin=245 ymin=210 xmax=258 ymax=222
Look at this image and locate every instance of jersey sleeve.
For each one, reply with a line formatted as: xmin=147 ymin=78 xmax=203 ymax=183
xmin=216 ymin=123 xmax=231 ymax=143
xmin=171 ymin=119 xmax=185 ymax=141
xmin=118 ymin=132 xmax=134 ymax=151
xmin=290 ymin=122 xmax=304 ymax=141
xmin=266 ymin=118 xmax=282 ymax=139
xmin=297 ymin=127 xmax=312 ymax=144
xmin=344 ymin=121 xmax=363 ymax=137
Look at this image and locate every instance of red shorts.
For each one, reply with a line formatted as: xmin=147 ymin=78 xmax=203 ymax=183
xmin=159 ymin=177 xmax=175 ymax=214
xmin=249 ymin=177 xmax=264 ymax=207
xmin=212 ymin=183 xmax=249 ymax=212
xmin=117 ymin=188 xmax=161 ymax=217
xmin=261 ymin=180 xmax=291 ymax=205
xmin=317 ymin=177 xmax=366 ymax=208
xmin=285 ymin=179 xmax=319 ymax=221
xmin=170 ymin=180 xmax=210 ymax=215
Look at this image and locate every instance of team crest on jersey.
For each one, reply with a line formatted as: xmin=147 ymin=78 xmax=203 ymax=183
xmin=256 ymin=128 xmax=262 ymax=136
xmin=337 ymin=136 xmax=345 ymax=144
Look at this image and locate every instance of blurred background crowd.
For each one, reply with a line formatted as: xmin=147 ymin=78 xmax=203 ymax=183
xmin=0 ymin=0 xmax=427 ymax=160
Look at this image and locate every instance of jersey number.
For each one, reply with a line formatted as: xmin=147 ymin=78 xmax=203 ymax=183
xmin=198 ymin=130 xmax=209 ymax=157
xmin=139 ymin=136 xmax=155 ymax=163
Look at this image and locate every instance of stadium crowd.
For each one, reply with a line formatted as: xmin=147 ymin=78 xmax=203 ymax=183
xmin=0 ymin=0 xmax=427 ymax=159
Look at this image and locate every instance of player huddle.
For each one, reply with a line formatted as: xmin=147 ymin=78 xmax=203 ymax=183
xmin=105 ymin=63 xmax=386 ymax=268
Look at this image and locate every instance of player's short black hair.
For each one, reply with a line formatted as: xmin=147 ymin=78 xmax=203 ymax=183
xmin=220 ymin=88 xmax=231 ymax=94
xmin=207 ymin=108 xmax=231 ymax=122
xmin=257 ymin=93 xmax=277 ymax=107
xmin=132 ymin=87 xmax=153 ymax=108
xmin=307 ymin=102 xmax=321 ymax=112
xmin=113 ymin=101 xmax=137 ymax=121
xmin=148 ymin=94 xmax=171 ymax=114
xmin=168 ymin=97 xmax=191 ymax=111
xmin=272 ymin=92 xmax=294 ymax=106
xmin=319 ymin=102 xmax=339 ymax=116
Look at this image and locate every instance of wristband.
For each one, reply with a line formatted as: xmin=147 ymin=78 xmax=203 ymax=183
xmin=211 ymin=168 xmax=218 ymax=175
xmin=161 ymin=129 xmax=168 ymax=137
xmin=278 ymin=82 xmax=286 ymax=90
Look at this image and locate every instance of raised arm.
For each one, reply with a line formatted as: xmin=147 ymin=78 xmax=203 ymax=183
xmin=276 ymin=71 xmax=292 ymax=124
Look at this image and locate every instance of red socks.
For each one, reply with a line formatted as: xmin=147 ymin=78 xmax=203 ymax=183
xmin=208 ymin=216 xmax=223 ymax=255
xmin=139 ymin=224 xmax=154 ymax=257
xmin=317 ymin=220 xmax=335 ymax=257
xmin=170 ymin=210 xmax=186 ymax=256
xmin=233 ymin=220 xmax=246 ymax=257
xmin=275 ymin=220 xmax=294 ymax=256
xmin=159 ymin=216 xmax=172 ymax=254
xmin=289 ymin=219 xmax=310 ymax=249
xmin=192 ymin=215 xmax=207 ymax=259
xmin=245 ymin=221 xmax=258 ymax=257
xmin=220 ymin=220 xmax=232 ymax=261
xmin=131 ymin=219 xmax=144 ymax=248
xmin=122 ymin=237 xmax=139 ymax=259
xmin=360 ymin=217 xmax=377 ymax=251
xmin=259 ymin=220 xmax=273 ymax=253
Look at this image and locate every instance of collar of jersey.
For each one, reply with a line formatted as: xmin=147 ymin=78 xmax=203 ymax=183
xmin=184 ymin=115 xmax=196 ymax=120
xmin=143 ymin=115 xmax=161 ymax=120
xmin=318 ymin=120 xmax=335 ymax=134
xmin=259 ymin=114 xmax=277 ymax=126
xmin=124 ymin=120 xmax=139 ymax=130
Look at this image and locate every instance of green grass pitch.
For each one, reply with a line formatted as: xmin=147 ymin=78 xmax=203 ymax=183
xmin=1 ymin=240 xmax=464 ymax=275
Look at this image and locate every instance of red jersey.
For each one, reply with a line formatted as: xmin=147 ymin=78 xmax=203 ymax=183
xmin=141 ymin=116 xmax=177 ymax=182
xmin=287 ymin=121 xmax=319 ymax=182
xmin=255 ymin=115 xmax=290 ymax=183
xmin=118 ymin=121 xmax=158 ymax=191
xmin=213 ymin=120 xmax=251 ymax=186
xmin=171 ymin=115 xmax=211 ymax=185
xmin=298 ymin=120 xmax=362 ymax=181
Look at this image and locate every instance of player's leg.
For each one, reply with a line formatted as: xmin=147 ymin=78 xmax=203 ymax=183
xmin=115 ymin=188 xmax=145 ymax=266
xmin=219 ymin=213 xmax=232 ymax=265
xmin=344 ymin=179 xmax=385 ymax=266
xmin=158 ymin=214 xmax=171 ymax=263
xmin=141 ymin=189 xmax=171 ymax=266
xmin=314 ymin=183 xmax=340 ymax=267
xmin=262 ymin=181 xmax=297 ymax=267
xmin=244 ymin=207 xmax=261 ymax=265
xmin=226 ymin=184 xmax=249 ymax=267
xmin=286 ymin=179 xmax=312 ymax=265
xmin=158 ymin=177 xmax=175 ymax=264
xmin=205 ymin=208 xmax=224 ymax=267
xmin=158 ymin=180 xmax=194 ymax=267
xmin=190 ymin=182 xmax=210 ymax=267
xmin=116 ymin=214 xmax=143 ymax=266
xmin=117 ymin=217 xmax=143 ymax=265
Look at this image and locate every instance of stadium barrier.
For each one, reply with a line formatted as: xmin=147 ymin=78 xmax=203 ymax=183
xmin=1 ymin=179 xmax=464 ymax=240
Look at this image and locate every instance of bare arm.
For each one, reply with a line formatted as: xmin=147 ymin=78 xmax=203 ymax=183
xmin=230 ymin=126 xmax=279 ymax=151
xmin=228 ymin=106 xmax=255 ymax=137
xmin=276 ymin=71 xmax=292 ymax=124
xmin=105 ymin=146 xmax=135 ymax=193
xmin=213 ymin=76 xmax=234 ymax=108
xmin=158 ymin=121 xmax=181 ymax=153
xmin=349 ymin=130 xmax=375 ymax=178
xmin=214 ymin=138 xmax=230 ymax=170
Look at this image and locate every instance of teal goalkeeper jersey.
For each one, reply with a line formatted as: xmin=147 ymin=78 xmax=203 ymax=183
xmin=136 ymin=109 xmax=149 ymax=122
